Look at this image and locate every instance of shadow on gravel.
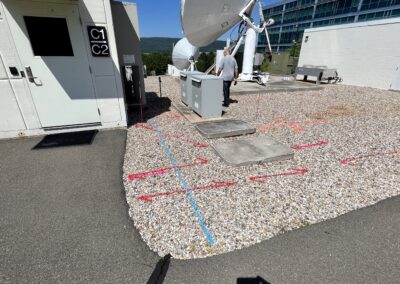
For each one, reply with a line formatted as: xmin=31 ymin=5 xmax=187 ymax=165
xmin=237 ymin=276 xmax=271 ymax=284
xmin=127 ymin=92 xmax=172 ymax=127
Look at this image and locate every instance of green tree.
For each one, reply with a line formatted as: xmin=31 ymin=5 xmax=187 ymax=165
xmin=287 ymin=41 xmax=302 ymax=74
xmin=196 ymin=52 xmax=215 ymax=72
xmin=260 ymin=53 xmax=270 ymax=72
xmin=287 ymin=41 xmax=302 ymax=58
xmin=142 ymin=53 xmax=172 ymax=75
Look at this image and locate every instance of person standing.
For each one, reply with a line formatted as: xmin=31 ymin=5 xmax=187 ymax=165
xmin=217 ymin=49 xmax=238 ymax=107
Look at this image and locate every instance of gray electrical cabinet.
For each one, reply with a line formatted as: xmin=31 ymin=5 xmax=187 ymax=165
xmin=191 ymin=74 xmax=223 ymax=118
xmin=180 ymin=71 xmax=204 ymax=108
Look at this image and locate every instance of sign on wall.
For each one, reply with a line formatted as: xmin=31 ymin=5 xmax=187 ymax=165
xmin=87 ymin=26 xmax=110 ymax=57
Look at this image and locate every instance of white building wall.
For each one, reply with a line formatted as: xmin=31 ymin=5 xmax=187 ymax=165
xmin=111 ymin=1 xmax=146 ymax=104
xmin=79 ymin=0 xmax=127 ymax=127
xmin=298 ymin=18 xmax=400 ymax=90
xmin=392 ymin=66 xmax=400 ymax=90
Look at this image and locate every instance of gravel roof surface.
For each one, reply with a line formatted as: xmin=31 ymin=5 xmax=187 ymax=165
xmin=123 ymin=76 xmax=400 ymax=259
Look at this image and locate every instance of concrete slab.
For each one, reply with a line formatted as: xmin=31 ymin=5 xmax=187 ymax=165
xmin=212 ymin=136 xmax=294 ymax=166
xmin=195 ymin=119 xmax=256 ymax=139
xmin=231 ymin=80 xmax=323 ymax=95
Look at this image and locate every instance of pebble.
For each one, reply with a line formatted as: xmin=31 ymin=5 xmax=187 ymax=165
xmin=123 ymin=76 xmax=400 ymax=259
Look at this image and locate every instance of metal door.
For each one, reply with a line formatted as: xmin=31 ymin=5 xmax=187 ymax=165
xmin=3 ymin=1 xmax=100 ymax=129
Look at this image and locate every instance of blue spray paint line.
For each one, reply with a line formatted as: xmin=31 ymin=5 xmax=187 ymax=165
xmin=148 ymin=120 xmax=216 ymax=245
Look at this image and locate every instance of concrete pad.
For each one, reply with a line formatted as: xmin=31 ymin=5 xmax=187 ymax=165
xmin=195 ymin=119 xmax=256 ymax=139
xmin=231 ymin=80 xmax=323 ymax=96
xmin=212 ymin=136 xmax=294 ymax=166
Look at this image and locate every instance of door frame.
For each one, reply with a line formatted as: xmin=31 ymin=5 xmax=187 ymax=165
xmin=390 ymin=65 xmax=400 ymax=91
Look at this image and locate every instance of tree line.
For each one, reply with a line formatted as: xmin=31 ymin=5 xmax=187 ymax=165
xmin=142 ymin=50 xmax=280 ymax=76
xmin=142 ymin=52 xmax=216 ymax=76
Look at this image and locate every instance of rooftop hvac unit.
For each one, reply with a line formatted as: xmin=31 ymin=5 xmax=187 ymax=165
xmin=191 ymin=74 xmax=223 ymax=118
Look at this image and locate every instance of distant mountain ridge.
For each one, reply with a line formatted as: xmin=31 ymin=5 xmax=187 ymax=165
xmin=140 ymin=37 xmax=227 ymax=54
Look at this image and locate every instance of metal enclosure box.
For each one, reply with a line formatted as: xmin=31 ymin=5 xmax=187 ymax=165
xmin=180 ymin=71 xmax=203 ymax=108
xmin=296 ymin=67 xmax=338 ymax=85
xmin=191 ymin=74 xmax=223 ymax=118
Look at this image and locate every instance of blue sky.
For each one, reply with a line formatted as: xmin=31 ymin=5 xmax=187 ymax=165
xmin=123 ymin=0 xmax=276 ymax=39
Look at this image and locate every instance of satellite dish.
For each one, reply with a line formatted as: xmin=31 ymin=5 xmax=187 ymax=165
xmin=181 ymin=0 xmax=255 ymax=47
xmin=172 ymin=37 xmax=199 ymax=70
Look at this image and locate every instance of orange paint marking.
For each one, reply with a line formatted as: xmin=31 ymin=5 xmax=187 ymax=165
xmin=257 ymin=117 xmax=333 ymax=133
xmin=133 ymin=123 xmax=209 ymax=148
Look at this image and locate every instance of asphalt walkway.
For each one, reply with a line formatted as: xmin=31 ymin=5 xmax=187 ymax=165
xmin=0 ymin=130 xmax=159 ymax=283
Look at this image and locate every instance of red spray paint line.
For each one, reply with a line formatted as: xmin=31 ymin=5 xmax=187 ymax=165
xmin=137 ymin=181 xmax=237 ymax=203
xmin=134 ymin=123 xmax=156 ymax=131
xmin=165 ymin=112 xmax=182 ymax=119
xmin=291 ymin=141 xmax=329 ymax=150
xmin=134 ymin=123 xmax=209 ymax=148
xmin=340 ymin=151 xmax=400 ymax=167
xmin=162 ymin=133 xmax=209 ymax=148
xmin=249 ymin=168 xmax=309 ymax=184
xmin=133 ymin=134 xmax=209 ymax=148
xmin=127 ymin=157 xmax=209 ymax=180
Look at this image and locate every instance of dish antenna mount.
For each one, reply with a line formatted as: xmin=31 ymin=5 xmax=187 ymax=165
xmin=181 ymin=0 xmax=274 ymax=84
xmin=172 ymin=37 xmax=199 ymax=71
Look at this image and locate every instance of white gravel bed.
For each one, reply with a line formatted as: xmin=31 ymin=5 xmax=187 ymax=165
xmin=123 ymin=76 xmax=400 ymax=259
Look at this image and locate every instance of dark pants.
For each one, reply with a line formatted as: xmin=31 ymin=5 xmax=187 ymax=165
xmin=223 ymin=81 xmax=232 ymax=105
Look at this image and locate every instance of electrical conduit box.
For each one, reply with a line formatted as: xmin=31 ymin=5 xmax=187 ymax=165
xmin=191 ymin=74 xmax=223 ymax=118
xmin=180 ymin=71 xmax=203 ymax=108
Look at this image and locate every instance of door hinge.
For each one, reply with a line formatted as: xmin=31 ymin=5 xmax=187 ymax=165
xmin=98 ymin=108 xmax=101 ymax=115
xmin=89 ymin=66 xmax=92 ymax=74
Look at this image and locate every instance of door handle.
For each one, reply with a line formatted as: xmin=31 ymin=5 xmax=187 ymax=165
xmin=9 ymin=67 xmax=19 ymax=76
xmin=25 ymin=66 xmax=42 ymax=86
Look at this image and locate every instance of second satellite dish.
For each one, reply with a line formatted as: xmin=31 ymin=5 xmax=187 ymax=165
xmin=172 ymin=37 xmax=199 ymax=71
xmin=181 ymin=0 xmax=254 ymax=47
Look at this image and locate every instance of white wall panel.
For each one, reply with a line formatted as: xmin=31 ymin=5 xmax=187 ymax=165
xmin=79 ymin=0 xmax=107 ymax=23
xmin=391 ymin=65 xmax=400 ymax=91
xmin=95 ymin=77 xmax=122 ymax=123
xmin=298 ymin=19 xmax=400 ymax=90
xmin=0 ymin=80 xmax=26 ymax=131
xmin=80 ymin=0 xmax=127 ymax=125
xmin=0 ymin=54 xmax=7 ymax=79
